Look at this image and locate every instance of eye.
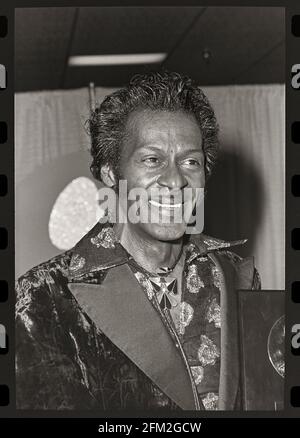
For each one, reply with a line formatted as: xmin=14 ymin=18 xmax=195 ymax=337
xmin=142 ymin=156 xmax=161 ymax=167
xmin=181 ymin=158 xmax=202 ymax=168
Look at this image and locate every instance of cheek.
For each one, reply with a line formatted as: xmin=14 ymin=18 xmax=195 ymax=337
xmin=200 ymin=172 xmax=206 ymax=187
xmin=119 ymin=160 xmax=137 ymax=183
xmin=121 ymin=163 xmax=156 ymax=189
xmin=186 ymin=169 xmax=206 ymax=188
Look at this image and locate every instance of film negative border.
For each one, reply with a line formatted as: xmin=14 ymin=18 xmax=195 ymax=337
xmin=287 ymin=8 xmax=300 ymax=412
xmin=0 ymin=5 xmax=13 ymax=411
xmin=0 ymin=0 xmax=299 ymax=420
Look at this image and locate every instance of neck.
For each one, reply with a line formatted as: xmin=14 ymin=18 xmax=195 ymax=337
xmin=114 ymin=223 xmax=183 ymax=274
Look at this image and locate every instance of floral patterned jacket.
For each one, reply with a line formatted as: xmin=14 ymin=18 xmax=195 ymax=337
xmin=15 ymin=222 xmax=260 ymax=411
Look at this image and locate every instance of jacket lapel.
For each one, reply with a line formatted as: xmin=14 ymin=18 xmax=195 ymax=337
xmin=68 ymin=263 xmax=196 ymax=410
xmin=208 ymin=252 xmax=239 ymax=410
xmin=209 ymin=252 xmax=255 ymax=410
xmin=66 ymin=222 xmax=252 ymax=411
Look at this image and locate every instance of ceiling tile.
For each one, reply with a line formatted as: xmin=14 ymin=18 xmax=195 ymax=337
xmin=165 ymin=7 xmax=285 ymax=85
xmin=15 ymin=7 xmax=285 ymax=91
xmin=64 ymin=7 xmax=202 ymax=88
xmin=70 ymin=7 xmax=202 ymax=55
xmin=234 ymin=43 xmax=285 ymax=84
xmin=15 ymin=7 xmax=76 ymax=91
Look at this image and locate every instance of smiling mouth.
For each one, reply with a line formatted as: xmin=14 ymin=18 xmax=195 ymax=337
xmin=148 ymin=200 xmax=182 ymax=209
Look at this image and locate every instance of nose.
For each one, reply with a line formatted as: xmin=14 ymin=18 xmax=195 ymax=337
xmin=157 ymin=163 xmax=188 ymax=190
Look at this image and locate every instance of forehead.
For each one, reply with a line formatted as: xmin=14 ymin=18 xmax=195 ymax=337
xmin=124 ymin=109 xmax=202 ymax=149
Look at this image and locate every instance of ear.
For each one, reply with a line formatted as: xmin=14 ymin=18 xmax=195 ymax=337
xmin=100 ymin=164 xmax=117 ymax=188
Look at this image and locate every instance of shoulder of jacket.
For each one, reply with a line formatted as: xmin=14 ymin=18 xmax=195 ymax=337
xmin=215 ymin=248 xmax=245 ymax=265
xmin=213 ymin=250 xmax=261 ymax=290
xmin=189 ymin=232 xmax=247 ymax=255
xmin=15 ymin=250 xmax=72 ymax=304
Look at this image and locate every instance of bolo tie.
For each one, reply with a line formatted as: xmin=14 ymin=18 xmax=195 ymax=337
xmin=148 ymin=273 xmax=179 ymax=311
xmin=137 ymin=251 xmax=184 ymax=312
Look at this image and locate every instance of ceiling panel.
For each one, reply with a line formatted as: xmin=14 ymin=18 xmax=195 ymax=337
xmin=15 ymin=8 xmax=76 ymax=92
xmin=15 ymin=7 xmax=285 ymax=91
xmin=63 ymin=7 xmax=202 ymax=88
xmin=164 ymin=7 xmax=285 ymax=85
xmin=234 ymin=43 xmax=285 ymax=84
xmin=70 ymin=7 xmax=201 ymax=55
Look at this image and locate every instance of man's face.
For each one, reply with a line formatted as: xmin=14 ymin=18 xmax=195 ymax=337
xmin=118 ymin=109 xmax=205 ymax=241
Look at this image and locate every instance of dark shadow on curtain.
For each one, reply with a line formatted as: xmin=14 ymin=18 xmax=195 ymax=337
xmin=204 ymin=145 xmax=264 ymax=260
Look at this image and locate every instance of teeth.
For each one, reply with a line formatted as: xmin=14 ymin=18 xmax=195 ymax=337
xmin=149 ymin=200 xmax=182 ymax=208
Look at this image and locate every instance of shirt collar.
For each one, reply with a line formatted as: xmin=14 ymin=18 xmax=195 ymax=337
xmin=67 ymin=222 xmax=247 ymax=282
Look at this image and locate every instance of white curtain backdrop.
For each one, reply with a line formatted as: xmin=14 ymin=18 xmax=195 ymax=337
xmin=15 ymin=85 xmax=285 ymax=289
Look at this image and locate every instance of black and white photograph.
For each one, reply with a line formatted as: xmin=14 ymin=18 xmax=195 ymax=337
xmin=14 ymin=6 xmax=285 ymax=411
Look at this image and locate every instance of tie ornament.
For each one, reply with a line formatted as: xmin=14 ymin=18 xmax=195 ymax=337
xmin=148 ymin=277 xmax=178 ymax=310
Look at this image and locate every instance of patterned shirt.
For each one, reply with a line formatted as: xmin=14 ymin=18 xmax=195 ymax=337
xmin=129 ymin=242 xmax=227 ymax=410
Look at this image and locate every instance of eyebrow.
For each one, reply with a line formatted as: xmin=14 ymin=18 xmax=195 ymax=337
xmin=180 ymin=148 xmax=204 ymax=155
xmin=136 ymin=145 xmax=204 ymax=155
xmin=135 ymin=145 xmax=163 ymax=152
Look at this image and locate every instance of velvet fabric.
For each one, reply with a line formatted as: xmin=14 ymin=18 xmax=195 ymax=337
xmin=15 ymin=222 xmax=260 ymax=410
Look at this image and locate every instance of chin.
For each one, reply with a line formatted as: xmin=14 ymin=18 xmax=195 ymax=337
xmin=140 ymin=222 xmax=187 ymax=242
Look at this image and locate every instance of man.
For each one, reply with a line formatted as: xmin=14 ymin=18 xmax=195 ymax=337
xmin=15 ymin=71 xmax=260 ymax=411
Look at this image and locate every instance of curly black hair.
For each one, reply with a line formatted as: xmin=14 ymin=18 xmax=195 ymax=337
xmin=88 ymin=71 xmax=219 ymax=182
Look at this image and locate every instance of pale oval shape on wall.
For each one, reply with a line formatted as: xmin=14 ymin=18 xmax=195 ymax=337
xmin=49 ymin=177 xmax=100 ymax=250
